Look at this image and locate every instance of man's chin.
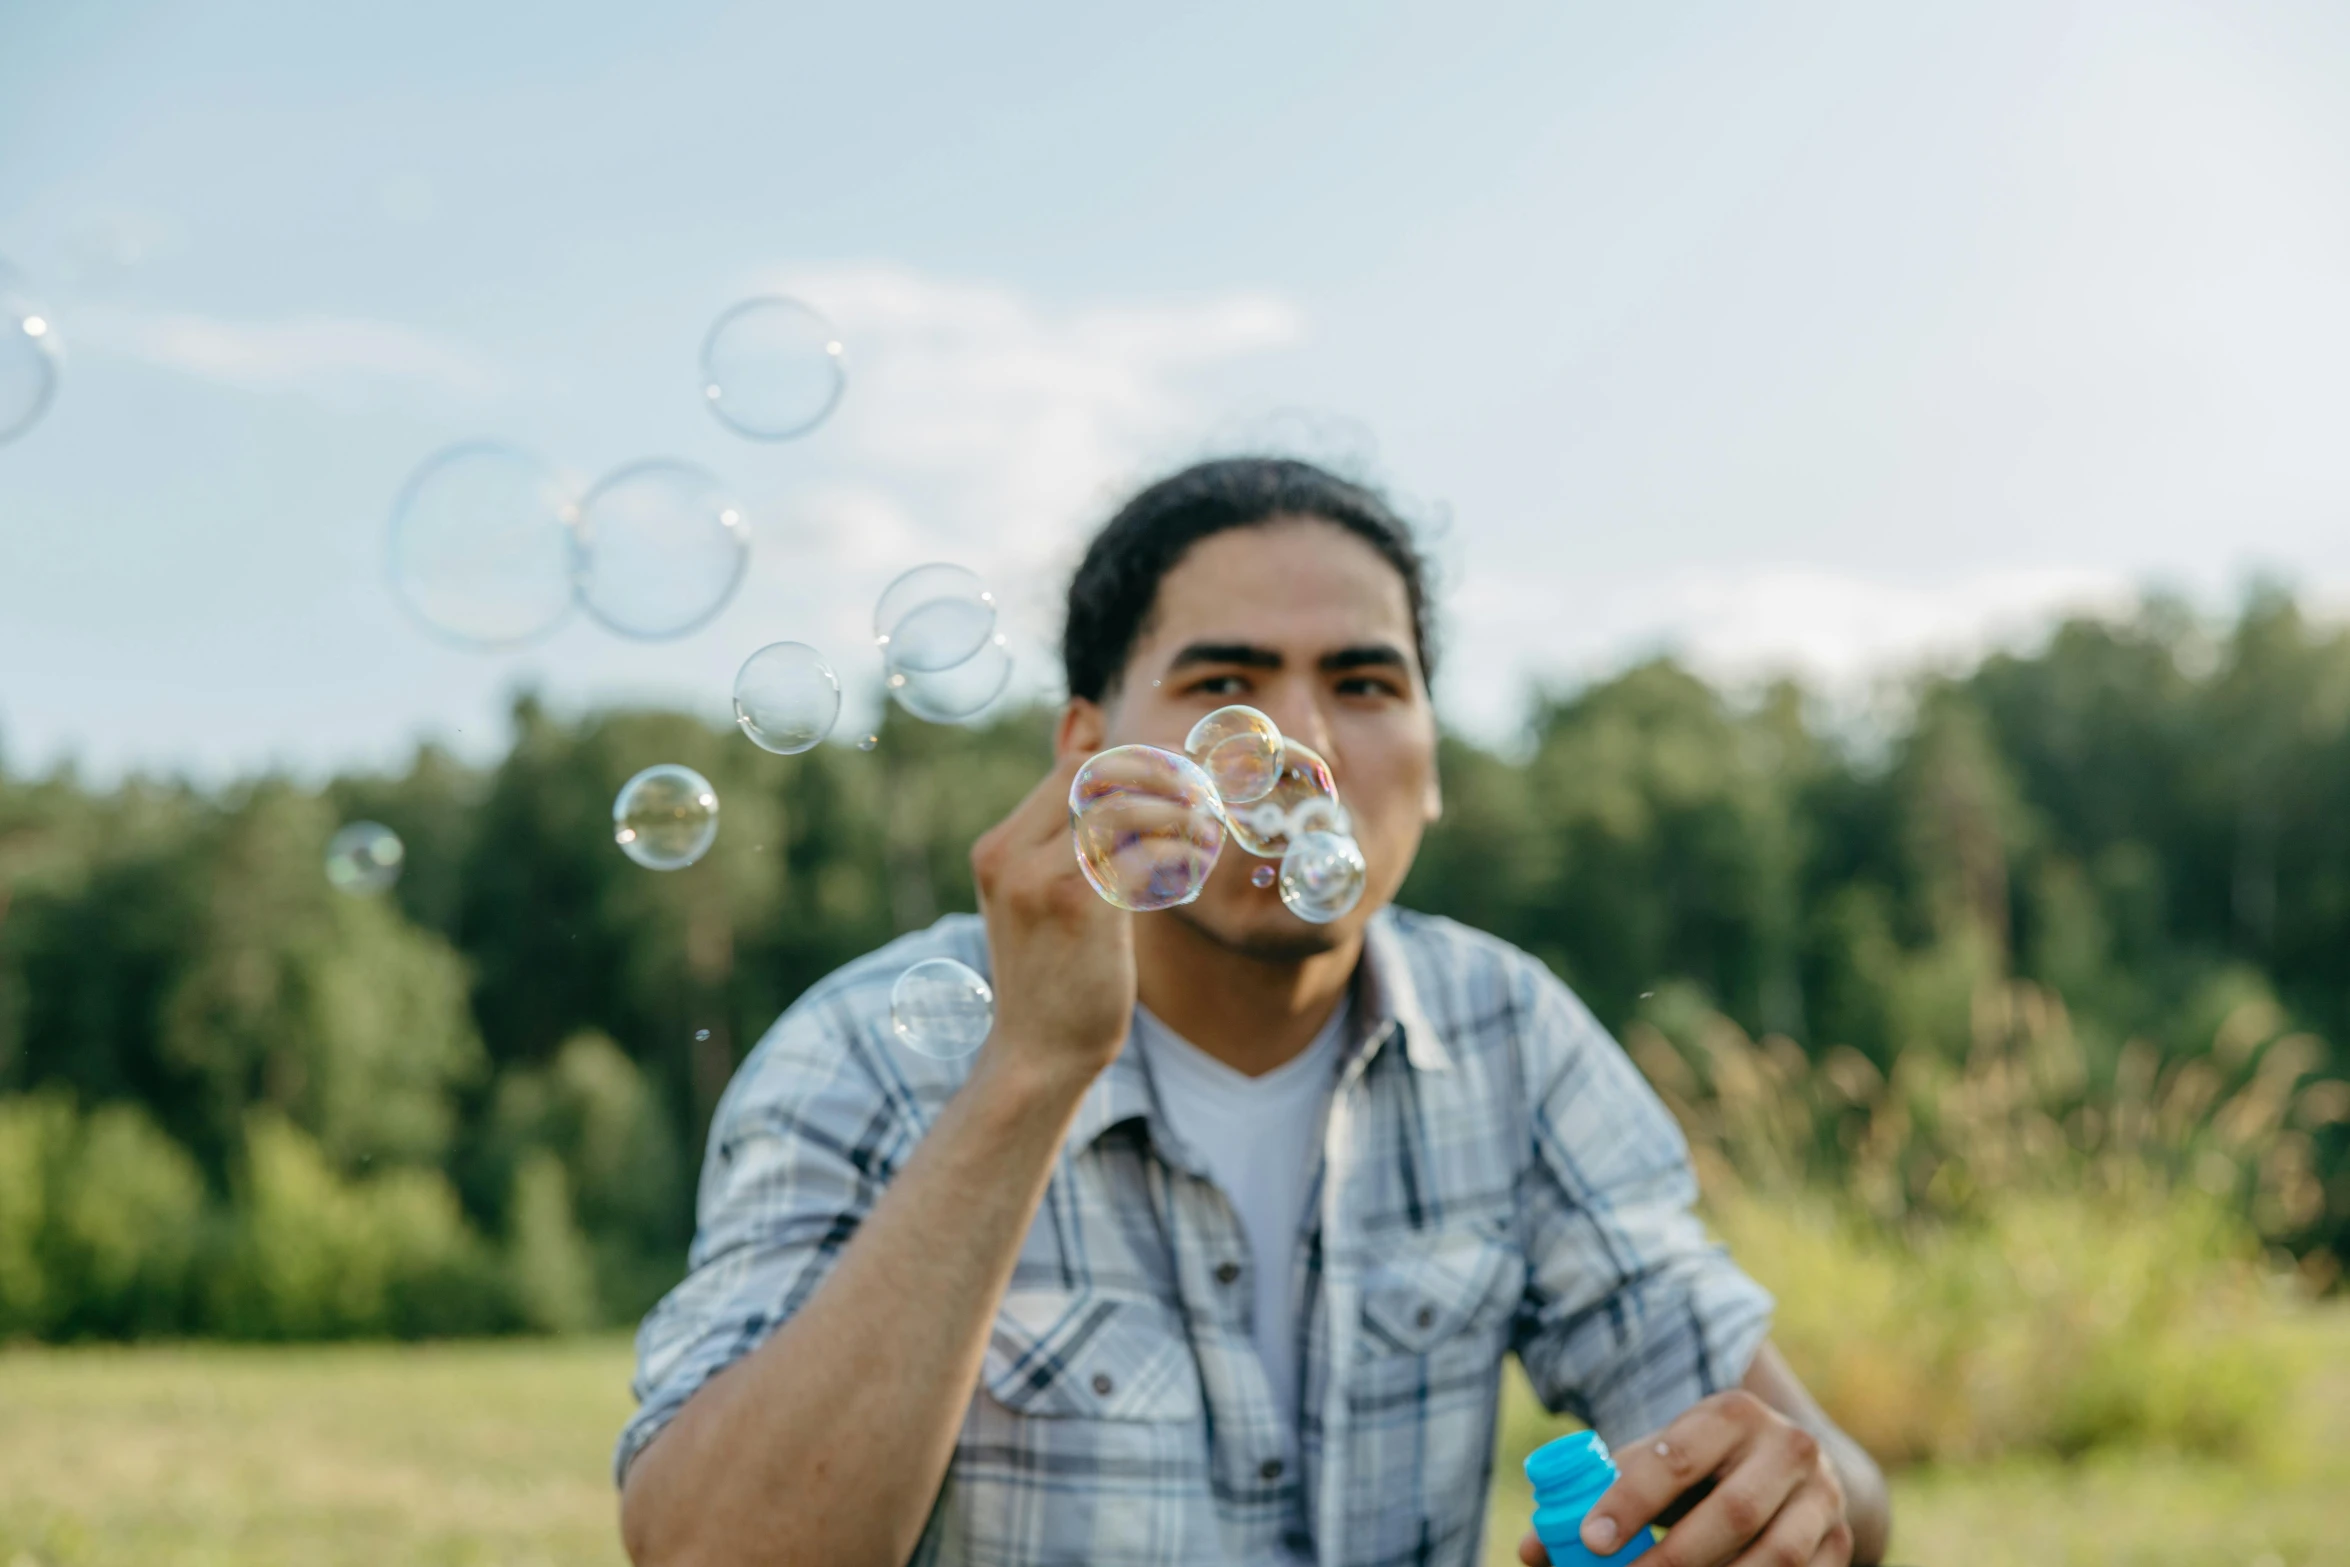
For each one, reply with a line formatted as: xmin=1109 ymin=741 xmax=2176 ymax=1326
xmin=1168 ymin=903 xmax=1354 ymax=966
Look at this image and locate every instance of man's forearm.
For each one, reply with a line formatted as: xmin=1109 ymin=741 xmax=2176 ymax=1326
xmin=619 ymin=1045 xmax=1097 ymax=1567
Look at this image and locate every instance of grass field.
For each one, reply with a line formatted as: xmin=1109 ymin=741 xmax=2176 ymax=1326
xmin=1 ymin=1313 xmax=2344 ymax=1566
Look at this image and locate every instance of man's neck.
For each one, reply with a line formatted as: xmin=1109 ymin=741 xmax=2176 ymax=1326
xmin=1132 ymin=914 xmax=1362 ymax=1079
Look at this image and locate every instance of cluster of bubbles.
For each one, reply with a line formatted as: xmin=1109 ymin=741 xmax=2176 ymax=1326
xmin=1069 ymin=705 xmax=1368 ymax=925
xmin=0 ymin=258 xmax=60 ymax=449
xmin=730 ymin=561 xmax=1008 ymax=755
xmin=386 ymin=295 xmax=844 ymax=651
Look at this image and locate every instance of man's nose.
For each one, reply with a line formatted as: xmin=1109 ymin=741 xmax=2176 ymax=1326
xmin=1257 ymin=686 xmax=1337 ymax=767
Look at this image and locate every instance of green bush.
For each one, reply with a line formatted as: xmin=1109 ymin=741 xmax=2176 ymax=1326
xmin=206 ymin=1115 xmax=504 ymax=1339
xmin=504 ymin=1151 xmax=598 ymax=1335
xmin=0 ymin=1095 xmax=204 ymax=1339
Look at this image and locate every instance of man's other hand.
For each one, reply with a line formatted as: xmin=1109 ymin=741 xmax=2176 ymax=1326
xmin=1515 ymin=1389 xmax=1853 ymax=1567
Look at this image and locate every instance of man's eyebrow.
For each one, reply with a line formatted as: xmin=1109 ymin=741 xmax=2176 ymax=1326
xmin=1167 ymin=641 xmax=1284 ymax=670
xmin=1319 ymin=643 xmax=1410 ymax=673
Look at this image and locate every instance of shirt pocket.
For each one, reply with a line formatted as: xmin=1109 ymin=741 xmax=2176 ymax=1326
xmin=1359 ymin=1226 xmax=1525 ymax=1355
xmin=981 ymin=1286 xmax=1204 ymax=1422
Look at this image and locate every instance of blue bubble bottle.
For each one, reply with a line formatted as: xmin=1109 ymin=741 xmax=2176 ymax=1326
xmin=1524 ymin=1431 xmax=1657 ymax=1566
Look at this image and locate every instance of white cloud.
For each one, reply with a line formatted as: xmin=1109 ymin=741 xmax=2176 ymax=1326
xmin=764 ymin=265 xmax=1305 ymax=576
xmin=71 ymin=305 xmax=505 ymax=404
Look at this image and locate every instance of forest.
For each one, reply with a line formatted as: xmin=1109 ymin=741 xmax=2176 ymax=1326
xmin=2 ymin=588 xmax=2344 ymax=1354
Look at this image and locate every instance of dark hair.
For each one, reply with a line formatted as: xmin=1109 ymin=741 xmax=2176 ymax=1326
xmin=1061 ymin=457 xmax=1438 ymax=703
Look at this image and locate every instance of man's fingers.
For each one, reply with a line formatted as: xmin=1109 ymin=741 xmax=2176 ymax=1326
xmin=1724 ymin=1477 xmax=1843 ymax=1567
xmin=1635 ymin=1439 xmax=1806 ymax=1567
xmin=1517 ymin=1529 xmax=1549 ymax=1566
xmin=1583 ymin=1400 xmax=1757 ymax=1552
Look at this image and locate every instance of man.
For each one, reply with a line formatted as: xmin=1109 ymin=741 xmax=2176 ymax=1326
xmin=617 ymin=458 xmax=1891 ymax=1567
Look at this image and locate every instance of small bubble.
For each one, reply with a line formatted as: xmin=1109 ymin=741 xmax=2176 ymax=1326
xmin=693 ymin=1028 xmax=710 ymax=1041
xmin=1639 ymin=990 xmax=1655 ymax=1000
xmin=732 ymin=640 xmax=841 ymax=754
xmin=325 ymin=822 xmax=404 ymax=895
xmin=891 ymin=958 xmax=994 ymax=1060
xmin=857 ymin=733 xmax=880 ymax=751
xmin=700 ymin=296 xmax=846 ymax=440
xmin=1276 ymin=829 xmax=1366 ymax=924
xmin=1250 ymin=864 xmax=1276 ymax=889
xmin=1184 ymin=705 xmax=1284 ymax=806
xmin=613 ymin=764 xmax=720 ymax=870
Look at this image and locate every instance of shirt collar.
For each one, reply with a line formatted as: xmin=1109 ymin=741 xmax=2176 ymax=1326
xmin=1065 ymin=909 xmax=1452 ymax=1154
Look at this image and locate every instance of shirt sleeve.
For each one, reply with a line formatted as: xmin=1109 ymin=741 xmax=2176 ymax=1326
xmin=1507 ymin=965 xmax=1774 ymax=1444
xmin=614 ymin=982 xmax=916 ymax=1484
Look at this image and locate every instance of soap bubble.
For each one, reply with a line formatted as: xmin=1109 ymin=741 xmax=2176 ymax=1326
xmin=324 ymin=821 xmax=405 ymax=895
xmin=1184 ymin=705 xmax=1284 ymax=806
xmin=1250 ymin=864 xmax=1276 ymax=889
xmin=872 ymin=563 xmax=996 ymax=673
xmin=856 ymin=733 xmax=879 ymax=752
xmin=1224 ymin=739 xmax=1346 ymax=859
xmin=890 ymin=957 xmax=994 ymax=1060
xmin=574 ymin=460 xmax=749 ymax=639
xmin=613 ymin=764 xmax=720 ymax=870
xmin=1069 ymin=744 xmax=1226 ymax=912
xmin=701 ymin=296 xmax=845 ymax=441
xmin=0 ymin=261 xmax=59 ymax=448
xmin=733 ymin=641 xmax=840 ymax=754
xmin=1278 ymin=829 xmax=1367 ymax=924
xmin=889 ymin=635 xmax=1012 ymax=723
xmin=387 ymin=443 xmax=578 ymax=648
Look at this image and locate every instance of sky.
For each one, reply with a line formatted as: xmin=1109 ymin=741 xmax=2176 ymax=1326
xmin=3 ymin=0 xmax=2349 ymax=779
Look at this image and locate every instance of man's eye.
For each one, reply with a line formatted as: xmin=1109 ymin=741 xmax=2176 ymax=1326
xmin=1190 ymin=674 xmax=1249 ymax=696
xmin=1336 ymin=676 xmax=1401 ymax=698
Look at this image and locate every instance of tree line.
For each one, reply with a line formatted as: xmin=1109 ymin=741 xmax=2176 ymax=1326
xmin=1 ymin=588 xmax=2343 ymax=1339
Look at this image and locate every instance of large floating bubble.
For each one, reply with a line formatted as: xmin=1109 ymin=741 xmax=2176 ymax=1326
xmin=387 ymin=443 xmax=578 ymax=648
xmin=733 ymin=641 xmax=840 ymax=755
xmin=613 ymin=764 xmax=720 ymax=870
xmin=890 ymin=957 xmax=994 ymax=1060
xmin=701 ymin=296 xmax=846 ymax=441
xmin=574 ymin=460 xmax=749 ymax=639
xmin=1224 ymin=739 xmax=1347 ymax=860
xmin=1278 ymin=828 xmax=1367 ymax=924
xmin=1070 ymin=744 xmax=1227 ymax=912
xmin=888 ymin=635 xmax=1013 ymax=724
xmin=1184 ymin=705 xmax=1284 ymax=806
xmin=325 ymin=821 xmax=405 ymax=895
xmin=873 ymin=562 xmax=996 ymax=673
xmin=0 ymin=261 xmax=59 ymax=448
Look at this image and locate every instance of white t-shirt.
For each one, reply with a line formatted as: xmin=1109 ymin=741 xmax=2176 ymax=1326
xmin=1132 ymin=998 xmax=1349 ymax=1440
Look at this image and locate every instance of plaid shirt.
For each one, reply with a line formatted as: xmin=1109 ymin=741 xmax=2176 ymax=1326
xmin=619 ymin=908 xmax=1772 ymax=1567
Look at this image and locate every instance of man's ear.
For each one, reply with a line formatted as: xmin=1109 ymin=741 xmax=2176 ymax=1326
xmin=1057 ymin=697 xmax=1106 ymax=762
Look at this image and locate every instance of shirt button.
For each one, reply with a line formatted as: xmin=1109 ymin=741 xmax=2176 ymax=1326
xmin=1091 ymin=1372 xmax=1114 ymax=1396
xmin=1414 ymin=1305 xmax=1437 ymax=1330
xmin=1214 ymin=1260 xmax=1242 ymax=1285
xmin=1259 ymin=1458 xmax=1285 ymax=1482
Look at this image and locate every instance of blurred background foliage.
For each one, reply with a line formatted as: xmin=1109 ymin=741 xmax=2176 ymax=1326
xmin=1 ymin=591 xmax=2345 ymax=1464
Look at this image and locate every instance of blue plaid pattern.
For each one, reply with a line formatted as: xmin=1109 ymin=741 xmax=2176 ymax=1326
xmin=619 ymin=908 xmax=1773 ymax=1566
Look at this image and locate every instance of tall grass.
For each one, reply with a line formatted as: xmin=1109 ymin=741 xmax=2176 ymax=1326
xmin=1627 ymin=976 xmax=2337 ymax=1464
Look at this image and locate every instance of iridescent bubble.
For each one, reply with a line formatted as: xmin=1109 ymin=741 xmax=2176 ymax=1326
xmin=613 ymin=764 xmax=720 ymax=870
xmin=890 ymin=957 xmax=994 ymax=1060
xmin=1184 ymin=705 xmax=1284 ymax=806
xmin=889 ymin=635 xmax=1012 ymax=724
xmin=856 ymin=733 xmax=880 ymax=752
xmin=387 ymin=443 xmax=578 ymax=648
xmin=693 ymin=1028 xmax=711 ymax=1041
xmin=1277 ymin=829 xmax=1367 ymax=924
xmin=0 ymin=260 xmax=59 ymax=448
xmin=1069 ymin=744 xmax=1226 ymax=912
xmin=324 ymin=821 xmax=405 ymax=895
xmin=872 ymin=563 xmax=996 ymax=673
xmin=1224 ymin=739 xmax=1347 ymax=860
xmin=701 ymin=296 xmax=846 ymax=441
xmin=1250 ymin=864 xmax=1277 ymax=889
xmin=733 ymin=641 xmax=840 ymax=755
xmin=574 ymin=460 xmax=749 ymax=639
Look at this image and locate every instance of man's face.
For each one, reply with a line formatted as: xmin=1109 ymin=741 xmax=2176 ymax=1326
xmin=1060 ymin=516 xmax=1441 ymax=961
